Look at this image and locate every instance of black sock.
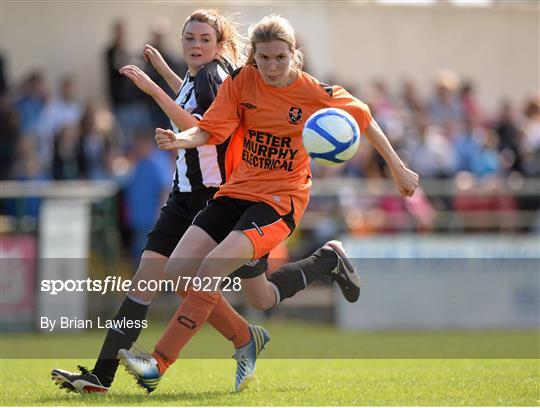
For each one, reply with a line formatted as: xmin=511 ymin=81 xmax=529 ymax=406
xmin=268 ymin=247 xmax=337 ymax=303
xmin=92 ymin=297 xmax=149 ymax=387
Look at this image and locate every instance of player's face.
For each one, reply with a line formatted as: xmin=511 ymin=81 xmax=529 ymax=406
xmin=254 ymin=40 xmax=294 ymax=88
xmin=182 ymin=21 xmax=222 ymax=75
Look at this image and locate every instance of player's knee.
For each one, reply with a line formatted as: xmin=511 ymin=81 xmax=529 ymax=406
xmin=248 ymin=296 xmax=273 ymax=311
xmin=163 ymin=260 xmax=181 ymax=281
xmin=164 ymin=258 xmax=200 ymax=281
xmin=133 ymin=261 xmax=165 ymax=282
xmin=129 ymin=263 xmax=164 ymax=300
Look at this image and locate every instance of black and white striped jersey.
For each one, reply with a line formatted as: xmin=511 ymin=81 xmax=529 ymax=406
xmin=171 ymin=59 xmax=233 ymax=192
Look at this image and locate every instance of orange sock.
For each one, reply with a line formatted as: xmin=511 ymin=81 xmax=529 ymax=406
xmin=151 ymin=350 xmax=172 ymax=375
xmin=208 ymin=294 xmax=251 ymax=349
xmin=154 ymin=288 xmax=219 ymax=363
xmin=177 ymin=289 xmax=251 ymax=349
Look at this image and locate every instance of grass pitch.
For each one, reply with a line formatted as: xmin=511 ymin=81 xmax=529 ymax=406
xmin=1 ymin=322 xmax=538 ymax=406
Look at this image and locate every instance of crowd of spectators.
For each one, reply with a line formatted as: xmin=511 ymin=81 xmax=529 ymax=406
xmin=300 ymin=69 xmax=540 ymax=243
xmin=1 ymin=22 xmax=539 ymax=256
xmin=337 ymin=70 xmax=540 ymax=181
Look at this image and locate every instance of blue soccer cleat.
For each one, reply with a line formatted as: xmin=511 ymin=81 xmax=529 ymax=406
xmin=233 ymin=325 xmax=270 ymax=392
xmin=117 ymin=345 xmax=161 ymax=393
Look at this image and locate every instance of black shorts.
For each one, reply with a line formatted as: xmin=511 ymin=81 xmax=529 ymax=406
xmin=144 ymin=189 xmax=267 ymax=279
xmin=144 ymin=189 xmax=218 ymax=257
xmin=193 ymin=196 xmax=295 ymax=260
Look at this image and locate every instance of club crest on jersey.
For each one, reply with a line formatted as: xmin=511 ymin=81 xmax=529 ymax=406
xmin=288 ymin=107 xmax=302 ymax=124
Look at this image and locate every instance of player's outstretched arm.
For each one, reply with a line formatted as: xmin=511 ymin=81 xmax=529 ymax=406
xmin=155 ymin=127 xmax=210 ymax=151
xmin=364 ymin=119 xmax=419 ymax=197
xmin=143 ymin=44 xmax=183 ymax=93
xmin=120 ymin=65 xmax=198 ymax=131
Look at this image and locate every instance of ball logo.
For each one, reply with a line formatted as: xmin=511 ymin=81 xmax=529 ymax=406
xmin=288 ymin=107 xmax=302 ymax=124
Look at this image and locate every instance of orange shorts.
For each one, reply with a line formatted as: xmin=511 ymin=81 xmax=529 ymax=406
xmin=192 ymin=196 xmax=295 ymax=259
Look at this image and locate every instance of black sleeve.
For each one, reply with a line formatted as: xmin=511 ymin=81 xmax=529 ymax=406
xmin=191 ymin=61 xmax=222 ymax=119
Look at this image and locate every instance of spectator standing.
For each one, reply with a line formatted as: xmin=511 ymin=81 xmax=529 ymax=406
xmin=0 ymin=99 xmax=20 ymax=179
xmin=143 ymin=18 xmax=188 ymax=129
xmin=123 ymin=130 xmax=171 ymax=262
xmin=78 ymin=103 xmax=115 ymax=180
xmin=37 ymin=75 xmax=82 ymax=171
xmin=409 ymin=114 xmax=454 ymax=178
xmin=0 ymin=53 xmax=7 ymax=97
xmin=521 ymin=96 xmax=540 ymax=177
xmin=105 ymin=20 xmax=151 ymax=150
xmin=428 ymin=69 xmax=463 ymax=137
xmin=13 ymin=71 xmax=47 ymax=136
xmin=493 ymin=100 xmax=524 ymax=175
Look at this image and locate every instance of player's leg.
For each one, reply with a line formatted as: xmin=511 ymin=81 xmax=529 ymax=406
xmin=235 ymin=240 xmax=361 ymax=311
xmin=118 ymin=199 xmax=258 ymax=392
xmin=227 ymin=202 xmax=346 ymax=308
xmin=92 ymin=251 xmax=168 ymax=379
xmin=257 ymin=240 xmax=361 ymax=308
xmin=118 ymin=226 xmax=251 ymax=393
xmin=148 ymin=230 xmax=265 ymax=388
xmin=162 ymin=224 xmax=255 ymax=349
xmin=151 ymin=229 xmax=252 ymax=364
xmin=51 ymin=193 xmax=246 ymax=393
xmin=50 ymin=190 xmax=188 ymax=393
xmin=50 ymin=250 xmax=167 ymax=393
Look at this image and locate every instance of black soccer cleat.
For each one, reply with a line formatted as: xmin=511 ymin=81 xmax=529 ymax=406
xmin=322 ymin=240 xmax=361 ymax=303
xmin=51 ymin=365 xmax=108 ymax=394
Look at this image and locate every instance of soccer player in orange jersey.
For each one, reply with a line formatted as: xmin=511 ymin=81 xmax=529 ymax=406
xmin=119 ymin=14 xmax=419 ymax=393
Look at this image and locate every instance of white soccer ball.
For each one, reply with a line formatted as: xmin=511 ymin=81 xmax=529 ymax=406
xmin=302 ymin=108 xmax=360 ymax=166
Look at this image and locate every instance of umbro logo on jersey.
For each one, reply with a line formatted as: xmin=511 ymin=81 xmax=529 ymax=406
xmin=319 ymin=82 xmax=334 ymax=97
xmin=240 ymin=102 xmax=258 ymax=109
xmin=288 ymin=107 xmax=302 ymax=124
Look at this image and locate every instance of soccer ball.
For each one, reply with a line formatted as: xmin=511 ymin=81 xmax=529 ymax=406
xmin=302 ymin=108 xmax=360 ymax=166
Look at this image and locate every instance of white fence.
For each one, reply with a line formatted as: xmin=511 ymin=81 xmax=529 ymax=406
xmin=337 ymin=235 xmax=540 ymax=329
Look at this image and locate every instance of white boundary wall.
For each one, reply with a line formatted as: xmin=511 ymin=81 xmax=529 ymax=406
xmin=2 ymin=2 xmax=538 ymax=113
xmin=337 ymin=235 xmax=540 ymax=330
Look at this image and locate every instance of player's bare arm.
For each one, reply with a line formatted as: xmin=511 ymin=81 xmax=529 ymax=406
xmin=120 ymin=65 xmax=198 ymax=131
xmin=155 ymin=126 xmax=210 ymax=150
xmin=143 ymin=44 xmax=183 ymax=93
xmin=364 ymin=119 xmax=419 ymax=197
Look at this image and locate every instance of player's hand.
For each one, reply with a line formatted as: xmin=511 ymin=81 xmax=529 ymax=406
xmin=155 ymin=128 xmax=181 ymax=151
xmin=391 ymin=164 xmax=419 ymax=197
xmin=119 ymin=65 xmax=159 ymax=96
xmin=143 ymin=44 xmax=169 ymax=73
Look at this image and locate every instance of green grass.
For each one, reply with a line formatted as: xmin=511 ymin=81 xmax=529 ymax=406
xmin=1 ymin=322 xmax=539 ymax=406
xmin=1 ymin=359 xmax=538 ymax=406
xmin=3 ymin=320 xmax=538 ymax=359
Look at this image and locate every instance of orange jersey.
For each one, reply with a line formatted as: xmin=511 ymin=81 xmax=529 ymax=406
xmin=224 ymin=126 xmax=244 ymax=181
xmin=199 ymin=65 xmax=373 ymax=225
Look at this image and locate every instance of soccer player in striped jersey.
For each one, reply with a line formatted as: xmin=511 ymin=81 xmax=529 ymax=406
xmin=118 ymin=14 xmax=419 ymax=394
xmin=51 ymin=9 xmax=361 ymax=395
